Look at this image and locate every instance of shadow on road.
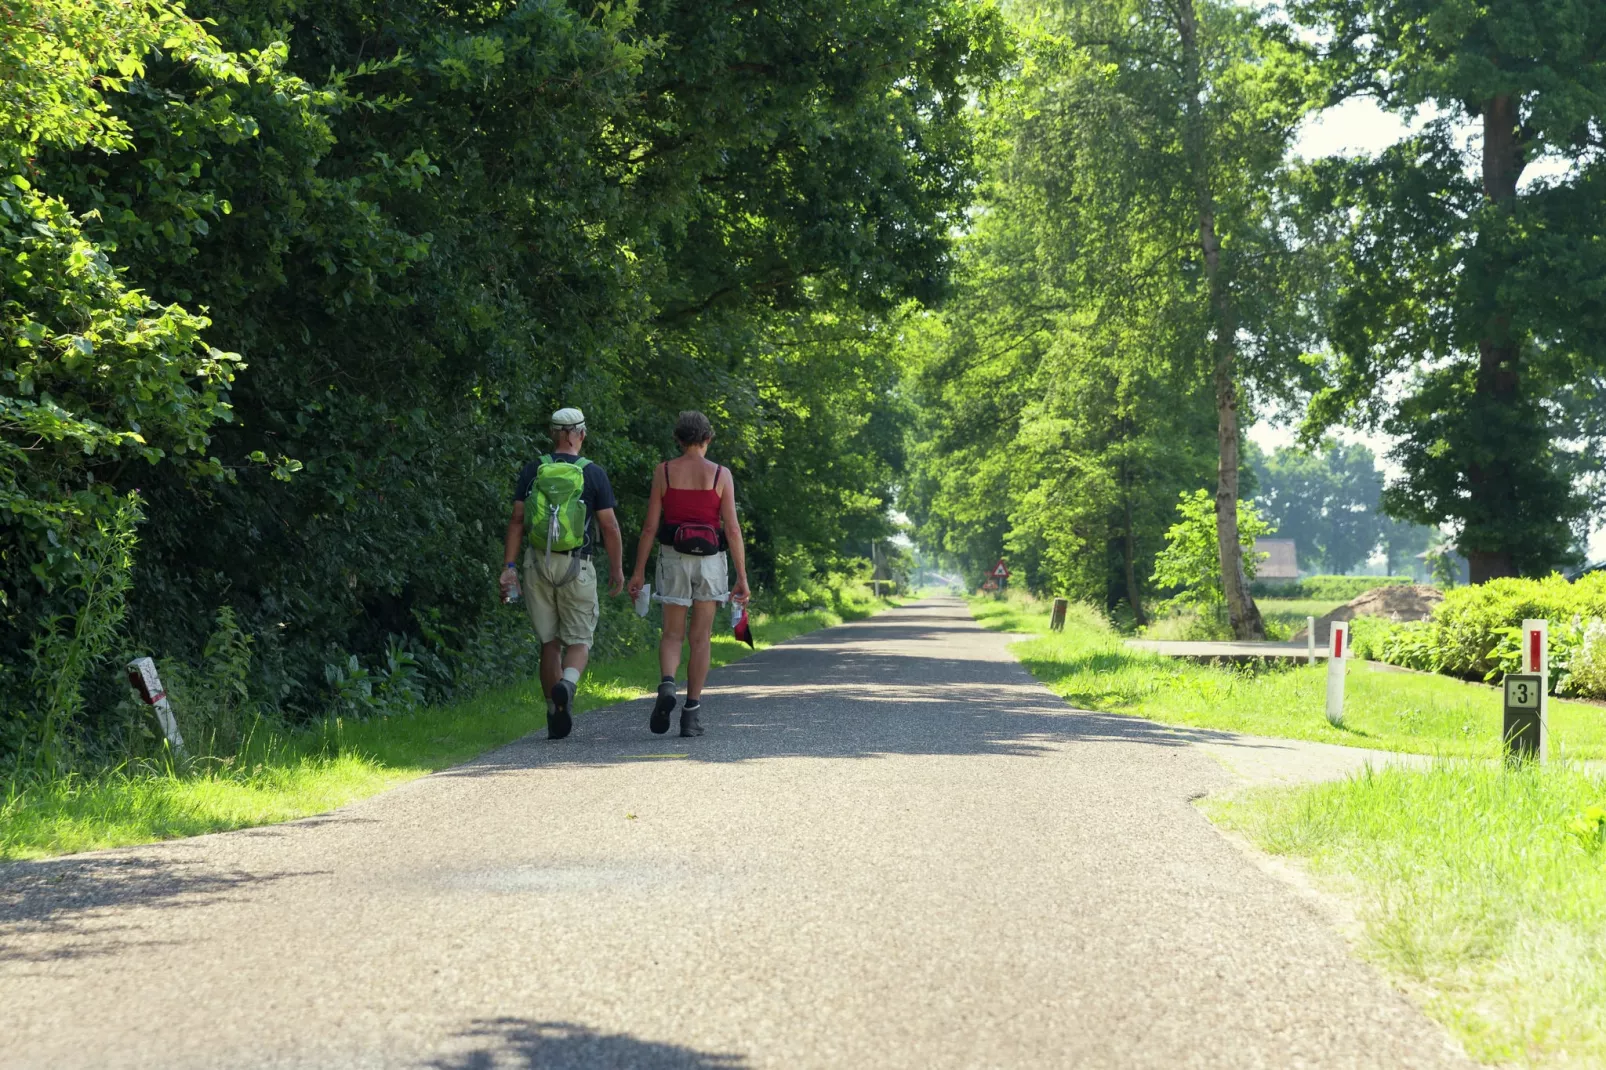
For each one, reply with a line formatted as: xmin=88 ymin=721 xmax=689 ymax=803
xmin=436 ymin=599 xmax=1290 ymax=778
xmin=0 ymin=854 xmax=323 ymax=962
xmin=425 ymin=1018 xmax=745 ymax=1069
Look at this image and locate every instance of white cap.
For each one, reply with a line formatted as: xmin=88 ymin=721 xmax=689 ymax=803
xmin=550 ymin=407 xmax=586 ymax=433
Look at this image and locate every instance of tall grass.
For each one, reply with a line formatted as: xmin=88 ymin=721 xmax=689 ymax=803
xmin=1211 ymin=764 xmax=1606 ymax=1066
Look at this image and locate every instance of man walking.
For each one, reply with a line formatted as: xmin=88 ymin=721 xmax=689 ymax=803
xmin=499 ymin=408 xmax=625 ymax=739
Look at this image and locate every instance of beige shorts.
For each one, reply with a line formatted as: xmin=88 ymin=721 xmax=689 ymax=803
xmin=656 ymin=545 xmax=729 ymax=606
xmin=521 ymin=547 xmax=599 ymax=647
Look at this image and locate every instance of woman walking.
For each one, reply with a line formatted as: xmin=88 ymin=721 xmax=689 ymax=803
xmin=628 ymin=411 xmax=750 ymax=736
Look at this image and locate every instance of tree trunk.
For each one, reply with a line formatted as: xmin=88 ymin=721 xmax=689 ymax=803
xmin=1123 ymin=487 xmax=1147 ymax=627
xmin=1176 ymin=0 xmax=1264 ymax=640
xmin=1464 ymin=94 xmax=1524 ymax=583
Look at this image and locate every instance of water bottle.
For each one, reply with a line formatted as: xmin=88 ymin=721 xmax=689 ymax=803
xmin=503 ymin=570 xmax=521 ymax=605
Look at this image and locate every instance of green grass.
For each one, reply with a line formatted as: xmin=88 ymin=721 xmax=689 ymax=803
xmin=1258 ymin=597 xmax=1346 ymax=638
xmin=971 ymin=596 xmax=1606 ymax=759
xmin=1210 ymin=765 xmax=1606 ymax=1066
xmin=0 ymin=604 xmax=878 ymax=861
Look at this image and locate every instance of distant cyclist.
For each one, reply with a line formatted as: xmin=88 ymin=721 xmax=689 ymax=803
xmin=499 ymin=407 xmax=624 ymax=739
xmin=627 ymin=410 xmax=749 ymax=736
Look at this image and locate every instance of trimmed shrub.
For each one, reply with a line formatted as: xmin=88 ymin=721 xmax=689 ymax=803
xmin=1348 ymin=574 xmax=1606 ymax=698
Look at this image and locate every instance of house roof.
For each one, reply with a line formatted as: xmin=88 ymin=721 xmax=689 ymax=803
xmin=1253 ymin=538 xmax=1299 ymax=579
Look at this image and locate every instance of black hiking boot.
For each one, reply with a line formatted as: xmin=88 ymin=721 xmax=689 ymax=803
xmin=650 ymin=681 xmax=676 ymax=735
xmin=548 ymin=679 xmax=574 ymax=740
xmin=679 ymin=702 xmax=703 ymax=737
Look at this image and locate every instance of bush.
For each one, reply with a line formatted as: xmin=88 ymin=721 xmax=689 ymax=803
xmin=1150 ymin=490 xmax=1271 ymax=611
xmin=1251 ymin=575 xmax=1413 ymax=601
xmin=1348 ymin=574 xmax=1606 ymax=698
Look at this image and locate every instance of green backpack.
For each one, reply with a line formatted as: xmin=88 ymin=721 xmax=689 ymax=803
xmin=529 ymin=455 xmax=592 ymax=582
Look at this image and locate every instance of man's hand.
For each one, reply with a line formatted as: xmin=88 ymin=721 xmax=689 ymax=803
xmin=731 ymin=575 xmax=750 ymax=605
xmin=498 ymin=566 xmax=518 ymax=599
xmin=627 ymin=572 xmax=646 ymax=600
xmin=609 ymin=567 xmax=626 ymax=597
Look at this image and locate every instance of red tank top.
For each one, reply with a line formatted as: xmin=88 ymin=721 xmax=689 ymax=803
xmin=661 ymin=460 xmax=723 ymax=528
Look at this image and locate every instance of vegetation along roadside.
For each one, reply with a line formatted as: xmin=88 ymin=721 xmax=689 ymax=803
xmin=972 ymin=596 xmax=1606 ymax=760
xmin=0 ymin=595 xmax=894 ymax=862
xmin=981 ymin=591 xmax=1606 ymax=1064
xmin=1209 ymin=765 xmax=1606 ymax=1067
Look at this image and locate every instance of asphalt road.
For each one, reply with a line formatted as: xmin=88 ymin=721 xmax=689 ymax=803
xmin=0 ymin=599 xmax=1470 ymax=1069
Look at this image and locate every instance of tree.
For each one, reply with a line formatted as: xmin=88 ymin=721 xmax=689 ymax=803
xmin=901 ymin=2 xmax=1320 ymax=625
xmin=1251 ymin=440 xmax=1385 ymax=575
xmin=1292 ymin=0 xmax=1606 ymax=581
xmin=1379 ymin=514 xmax=1435 ymax=580
xmin=2 ymin=0 xmax=1011 ymax=751
xmin=1151 ymin=489 xmax=1271 ymax=612
xmin=1025 ymin=0 xmax=1320 ymax=637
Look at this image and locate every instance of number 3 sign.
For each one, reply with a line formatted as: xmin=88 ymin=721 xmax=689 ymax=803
xmin=1503 ymin=616 xmax=1549 ymax=762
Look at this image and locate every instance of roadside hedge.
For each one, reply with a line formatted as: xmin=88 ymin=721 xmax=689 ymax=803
xmin=1251 ymin=575 xmax=1413 ymax=601
xmin=1348 ymin=574 xmax=1606 ymax=699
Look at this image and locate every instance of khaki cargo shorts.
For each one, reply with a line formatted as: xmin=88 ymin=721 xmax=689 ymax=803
xmin=656 ymin=545 xmax=729 ymax=606
xmin=521 ymin=547 xmax=599 ymax=647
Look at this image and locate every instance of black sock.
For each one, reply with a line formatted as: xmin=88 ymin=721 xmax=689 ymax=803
xmin=683 ymin=699 xmax=700 ymax=710
xmin=661 ymin=674 xmax=675 ymax=686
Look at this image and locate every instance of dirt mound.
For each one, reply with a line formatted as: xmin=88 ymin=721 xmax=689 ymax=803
xmin=1291 ymin=585 xmax=1443 ymax=645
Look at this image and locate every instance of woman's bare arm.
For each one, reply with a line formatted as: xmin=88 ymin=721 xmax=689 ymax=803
xmin=719 ymin=468 xmax=749 ymax=603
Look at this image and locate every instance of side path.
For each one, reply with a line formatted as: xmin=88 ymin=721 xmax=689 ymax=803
xmin=1 ymin=599 xmax=1469 ymax=1069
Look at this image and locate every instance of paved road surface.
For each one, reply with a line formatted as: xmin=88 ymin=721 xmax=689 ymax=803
xmin=1 ymin=599 xmax=1470 ymax=1069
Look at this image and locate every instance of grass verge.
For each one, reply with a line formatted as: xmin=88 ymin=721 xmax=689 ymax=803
xmin=1 ymin=603 xmax=883 ymax=861
xmin=1209 ymin=765 xmax=1606 ymax=1066
xmin=971 ymin=596 xmax=1606 ymax=759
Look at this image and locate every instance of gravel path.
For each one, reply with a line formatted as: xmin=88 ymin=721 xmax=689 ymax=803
xmin=0 ymin=599 xmax=1470 ymax=1069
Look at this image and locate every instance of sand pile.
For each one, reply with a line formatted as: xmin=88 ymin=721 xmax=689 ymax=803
xmin=1291 ymin=585 xmax=1444 ymax=645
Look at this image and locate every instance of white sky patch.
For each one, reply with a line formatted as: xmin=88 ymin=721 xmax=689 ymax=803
xmin=1292 ymin=97 xmax=1578 ymax=188
xmin=1293 ymin=97 xmax=1421 ymax=159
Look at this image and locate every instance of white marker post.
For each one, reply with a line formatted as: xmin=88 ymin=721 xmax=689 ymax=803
xmin=126 ymin=657 xmax=186 ymax=757
xmin=1501 ymin=619 xmax=1549 ymax=762
xmin=1307 ymin=616 xmax=1316 ymax=666
xmin=1325 ymin=621 xmax=1349 ymax=727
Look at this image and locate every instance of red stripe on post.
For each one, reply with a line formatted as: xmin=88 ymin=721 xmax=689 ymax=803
xmin=1529 ymin=628 xmax=1542 ymax=673
xmin=1334 ymin=629 xmax=1344 ymax=659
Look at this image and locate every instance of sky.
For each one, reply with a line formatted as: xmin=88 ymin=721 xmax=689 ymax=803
xmin=1249 ymin=100 xmax=1606 ymax=562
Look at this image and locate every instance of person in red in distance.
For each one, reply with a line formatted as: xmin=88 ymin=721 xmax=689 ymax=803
xmin=627 ymin=410 xmax=750 ymax=737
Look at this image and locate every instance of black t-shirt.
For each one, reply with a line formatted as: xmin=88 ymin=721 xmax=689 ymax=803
xmin=514 ymin=453 xmax=617 ymax=556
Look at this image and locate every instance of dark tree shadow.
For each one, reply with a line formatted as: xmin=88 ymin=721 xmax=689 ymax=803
xmin=425 ymin=1018 xmax=746 ymax=1069
xmin=432 ymin=598 xmax=1328 ymax=779
xmin=0 ymin=854 xmax=323 ymax=962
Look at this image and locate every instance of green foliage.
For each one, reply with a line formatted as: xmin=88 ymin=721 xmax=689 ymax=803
xmin=1566 ymin=621 xmax=1606 ymax=704
xmin=974 ymin=594 xmax=1606 ymax=758
xmin=0 ymin=601 xmax=885 ymax=859
xmin=1250 ymin=575 xmax=1411 ymax=601
xmin=24 ymin=493 xmax=141 ymax=773
xmin=1 ymin=0 xmax=1009 ymax=761
xmin=1348 ymin=574 xmax=1606 ymax=699
xmin=153 ymin=605 xmax=265 ymax=762
xmin=1568 ymin=804 xmax=1606 ymax=856
xmin=902 ymin=0 xmax=1320 ymax=623
xmin=1150 ymin=490 xmax=1271 ymax=611
xmin=1250 ymin=440 xmax=1407 ymax=575
xmin=1291 ymin=0 xmax=1606 ymax=579
xmin=1213 ymin=764 xmax=1606 ymax=1064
